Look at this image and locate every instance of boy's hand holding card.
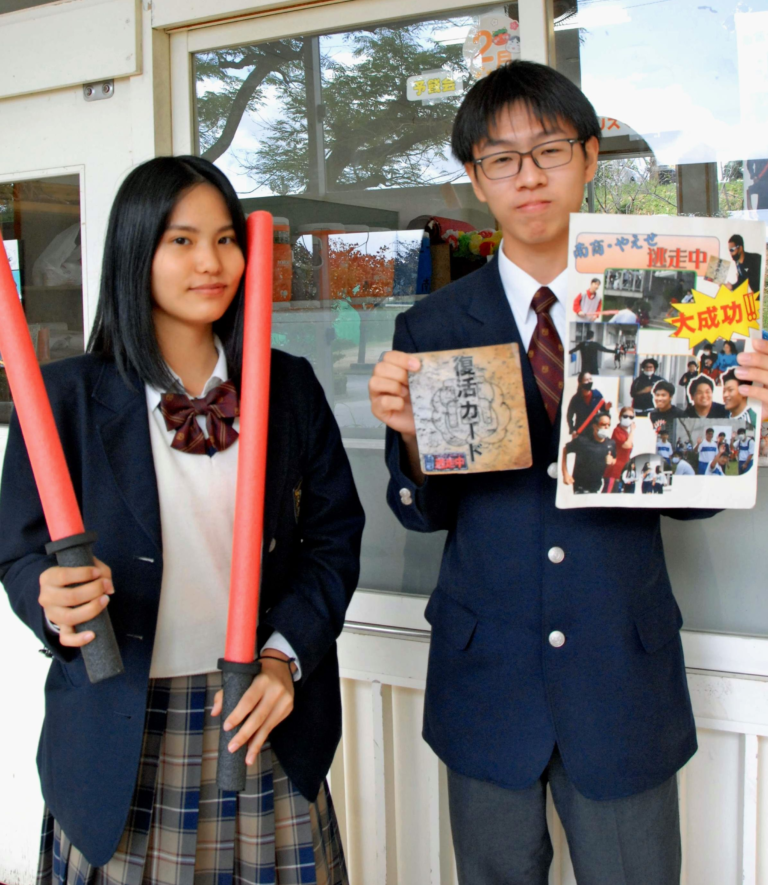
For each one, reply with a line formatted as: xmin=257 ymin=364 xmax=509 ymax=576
xmin=408 ymin=343 xmax=532 ymax=474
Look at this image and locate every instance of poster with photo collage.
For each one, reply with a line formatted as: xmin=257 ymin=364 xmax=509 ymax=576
xmin=557 ymin=214 xmax=766 ymax=510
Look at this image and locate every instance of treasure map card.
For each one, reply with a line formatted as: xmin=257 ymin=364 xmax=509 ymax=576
xmin=409 ymin=343 xmax=532 ymax=475
xmin=558 ymin=213 xmax=766 ymax=511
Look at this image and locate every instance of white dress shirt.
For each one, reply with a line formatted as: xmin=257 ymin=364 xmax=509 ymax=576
xmin=496 ymin=245 xmax=568 ymax=349
xmin=146 ymin=339 xmax=300 ymax=679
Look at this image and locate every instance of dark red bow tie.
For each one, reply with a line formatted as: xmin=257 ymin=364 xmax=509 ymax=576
xmin=159 ymin=381 xmax=239 ymax=456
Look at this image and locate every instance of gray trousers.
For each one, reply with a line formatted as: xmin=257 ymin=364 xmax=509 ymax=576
xmin=447 ymin=747 xmax=681 ymax=885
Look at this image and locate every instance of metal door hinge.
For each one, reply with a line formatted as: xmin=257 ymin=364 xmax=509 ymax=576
xmin=84 ymin=80 xmax=114 ymax=102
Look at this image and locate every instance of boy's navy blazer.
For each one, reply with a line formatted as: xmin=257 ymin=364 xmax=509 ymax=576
xmin=385 ymin=256 xmax=715 ymax=802
xmin=0 ymin=350 xmax=364 ymax=867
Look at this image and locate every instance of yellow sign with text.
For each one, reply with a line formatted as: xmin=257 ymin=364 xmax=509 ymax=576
xmin=665 ymin=280 xmax=759 ymax=348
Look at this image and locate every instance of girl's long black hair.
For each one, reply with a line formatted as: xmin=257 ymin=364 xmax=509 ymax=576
xmin=88 ymin=156 xmax=247 ymax=391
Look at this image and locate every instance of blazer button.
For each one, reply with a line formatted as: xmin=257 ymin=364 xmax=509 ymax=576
xmin=548 ymin=546 xmax=565 ymax=564
xmin=269 ymin=538 xmax=277 ymax=553
xmin=547 ymin=462 xmax=558 ymax=479
xmin=549 ymin=630 xmax=566 ymax=648
xmin=399 ymin=487 xmax=413 ymax=506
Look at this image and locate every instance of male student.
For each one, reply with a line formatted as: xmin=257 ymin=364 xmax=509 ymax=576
xmin=679 ymin=360 xmax=700 ymax=406
xmin=565 ymin=371 xmax=609 ymax=435
xmin=725 ymin=234 xmax=763 ymax=293
xmin=685 ymin=375 xmax=728 ymax=419
xmin=734 ymin=427 xmax=756 ymax=474
xmin=649 ymin=380 xmax=684 ymax=434
xmin=368 ymin=60 xmax=768 ymax=885
xmin=561 ymin=412 xmax=616 ymax=494
xmin=671 ymin=453 xmax=696 ymax=475
xmin=722 ymin=369 xmax=757 ymax=425
xmin=694 ymin=428 xmax=719 ymax=475
xmin=656 ymin=430 xmax=673 ymax=467
xmin=573 ymin=278 xmax=602 ymax=319
xmin=371 ymin=59 xmax=674 ymax=882
xmin=568 ymin=329 xmax=612 ymax=374
xmin=630 ymin=358 xmax=665 ymax=415
xmin=705 ymin=449 xmax=730 ymax=476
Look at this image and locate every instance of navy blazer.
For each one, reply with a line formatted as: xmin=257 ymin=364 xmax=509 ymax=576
xmin=385 ymin=257 xmax=715 ymax=801
xmin=0 ymin=351 xmax=364 ymax=866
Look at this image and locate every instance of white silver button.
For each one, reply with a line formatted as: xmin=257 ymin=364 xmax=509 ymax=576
xmin=547 ymin=462 xmax=558 ymax=479
xmin=548 ymin=546 xmax=565 ymax=564
xmin=549 ymin=630 xmax=566 ymax=648
xmin=399 ymin=488 xmax=413 ymax=506
xmin=269 ymin=538 xmax=277 ymax=553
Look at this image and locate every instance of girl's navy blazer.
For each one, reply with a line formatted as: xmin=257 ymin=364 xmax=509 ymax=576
xmin=0 ymin=350 xmax=365 ymax=867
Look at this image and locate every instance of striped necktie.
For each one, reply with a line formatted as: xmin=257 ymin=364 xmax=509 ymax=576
xmin=527 ymin=286 xmax=564 ymax=424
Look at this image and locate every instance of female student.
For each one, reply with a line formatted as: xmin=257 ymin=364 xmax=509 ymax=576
xmin=641 ymin=461 xmax=654 ymax=494
xmin=712 ymin=340 xmax=739 ymax=376
xmin=603 ymin=405 xmax=635 ymax=493
xmin=622 ymin=460 xmax=638 ymax=494
xmin=0 ymin=156 xmax=365 ymax=884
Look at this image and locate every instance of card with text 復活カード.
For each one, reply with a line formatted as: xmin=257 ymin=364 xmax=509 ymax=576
xmin=409 ymin=343 xmax=532 ymax=475
xmin=558 ymin=213 xmax=766 ymax=510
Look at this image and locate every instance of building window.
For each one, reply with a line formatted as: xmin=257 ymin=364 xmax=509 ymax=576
xmin=193 ymin=6 xmax=518 ymax=594
xmin=0 ymin=176 xmax=84 ymax=423
xmin=554 ymin=0 xmax=768 ymax=224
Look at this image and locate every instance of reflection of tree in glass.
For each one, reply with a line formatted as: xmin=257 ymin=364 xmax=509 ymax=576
xmin=318 ymin=25 xmax=467 ymax=190
xmin=0 ymin=183 xmax=14 ymax=225
xmin=195 ymin=41 xmax=305 ymax=167
xmin=195 ymin=22 xmax=469 ymax=195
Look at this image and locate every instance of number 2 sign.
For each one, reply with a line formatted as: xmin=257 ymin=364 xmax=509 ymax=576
xmin=463 ymin=9 xmax=521 ymax=79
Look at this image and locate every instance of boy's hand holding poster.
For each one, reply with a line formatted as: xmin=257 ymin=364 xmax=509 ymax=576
xmin=557 ymin=214 xmax=765 ymax=509
xmin=409 ymin=343 xmax=532 ymax=474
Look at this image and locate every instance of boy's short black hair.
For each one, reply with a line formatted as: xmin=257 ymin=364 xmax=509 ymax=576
xmin=690 ymin=376 xmax=714 ymax=395
xmin=722 ymin=368 xmax=751 ymax=387
xmin=653 ymin=380 xmax=675 ymax=397
xmin=451 ymin=61 xmax=601 ymax=164
xmin=729 ymin=234 xmax=745 ymax=248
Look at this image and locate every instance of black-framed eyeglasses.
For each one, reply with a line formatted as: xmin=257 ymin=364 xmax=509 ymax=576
xmin=473 ymin=138 xmax=584 ymax=180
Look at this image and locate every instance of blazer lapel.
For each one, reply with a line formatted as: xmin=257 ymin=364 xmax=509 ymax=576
xmin=464 ymin=258 xmax=556 ymax=444
xmin=93 ymin=363 xmax=162 ymax=554
xmin=261 ymin=381 xmax=291 ymax=549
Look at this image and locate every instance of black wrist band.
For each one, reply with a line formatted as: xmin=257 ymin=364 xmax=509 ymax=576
xmin=259 ymin=654 xmax=297 ymax=668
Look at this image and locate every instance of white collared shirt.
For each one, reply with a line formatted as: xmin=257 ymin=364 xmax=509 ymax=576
xmin=146 ymin=338 xmax=300 ymax=679
xmin=496 ymin=245 xmax=568 ymax=350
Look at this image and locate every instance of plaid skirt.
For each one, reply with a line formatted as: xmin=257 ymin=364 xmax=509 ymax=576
xmin=37 ymin=672 xmax=348 ymax=885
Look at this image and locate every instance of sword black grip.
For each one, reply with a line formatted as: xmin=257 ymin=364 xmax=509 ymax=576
xmin=217 ymin=657 xmax=262 ymax=792
xmin=46 ymin=531 xmax=124 ymax=683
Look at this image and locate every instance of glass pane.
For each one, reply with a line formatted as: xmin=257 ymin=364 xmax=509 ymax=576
xmin=558 ymin=0 xmax=768 ymax=224
xmin=193 ymin=7 xmax=512 ymax=594
xmin=555 ymin=2 xmax=768 ymax=638
xmin=0 ymin=176 xmax=84 ymax=424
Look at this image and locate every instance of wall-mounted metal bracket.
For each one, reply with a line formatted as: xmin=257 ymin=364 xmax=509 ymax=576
xmin=83 ymin=80 xmax=114 ymax=102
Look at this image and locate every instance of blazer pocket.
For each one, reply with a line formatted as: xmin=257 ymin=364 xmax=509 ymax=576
xmin=52 ymin=655 xmax=88 ymax=689
xmin=635 ymin=595 xmax=683 ymax=655
xmin=425 ymin=589 xmax=478 ymax=651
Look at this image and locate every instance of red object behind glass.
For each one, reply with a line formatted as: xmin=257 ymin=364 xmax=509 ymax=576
xmin=0 ymin=235 xmax=85 ymax=540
